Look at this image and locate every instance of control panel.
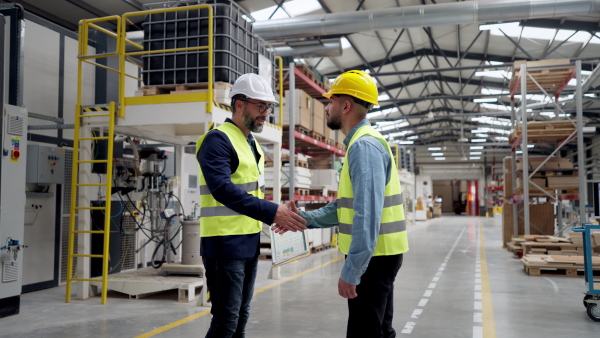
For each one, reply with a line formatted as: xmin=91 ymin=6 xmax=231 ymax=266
xmin=25 ymin=144 xmax=65 ymax=184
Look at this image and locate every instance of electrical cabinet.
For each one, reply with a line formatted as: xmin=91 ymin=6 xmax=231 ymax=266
xmin=25 ymin=144 xmax=65 ymax=184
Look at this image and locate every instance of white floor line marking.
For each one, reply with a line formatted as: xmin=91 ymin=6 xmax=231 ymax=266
xmin=543 ymin=277 xmax=560 ymax=293
xmin=475 ymin=278 xmax=481 ymax=284
xmin=473 ymin=326 xmax=483 ymax=338
xmin=475 ymin=273 xmax=481 ymax=278
xmin=474 ymin=301 xmax=482 ymax=310
xmin=402 ymin=225 xmax=468 ymax=335
xmin=475 ymin=268 xmax=481 ymax=273
xmin=474 ymin=284 xmax=482 ymax=291
xmin=474 ymin=291 xmax=482 ymax=300
xmin=411 ymin=309 xmax=423 ymax=319
xmin=474 ymin=312 xmax=483 ymax=323
xmin=401 ymin=322 xmax=416 ymax=334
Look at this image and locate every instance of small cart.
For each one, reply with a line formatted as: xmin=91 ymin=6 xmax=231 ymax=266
xmin=573 ymin=223 xmax=600 ymax=322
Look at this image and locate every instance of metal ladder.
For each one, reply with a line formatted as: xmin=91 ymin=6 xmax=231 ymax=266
xmin=65 ymin=102 xmax=116 ymax=304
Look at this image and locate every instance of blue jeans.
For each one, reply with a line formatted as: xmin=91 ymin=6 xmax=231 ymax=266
xmin=203 ymin=256 xmax=258 ymax=338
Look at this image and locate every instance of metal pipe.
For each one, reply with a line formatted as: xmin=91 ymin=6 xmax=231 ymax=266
xmin=576 ymin=60 xmax=587 ymax=223
xmin=254 ymin=0 xmax=600 ymax=40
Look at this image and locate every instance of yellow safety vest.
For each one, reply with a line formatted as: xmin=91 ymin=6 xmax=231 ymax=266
xmin=196 ymin=122 xmax=264 ymax=237
xmin=337 ymin=125 xmax=409 ymax=256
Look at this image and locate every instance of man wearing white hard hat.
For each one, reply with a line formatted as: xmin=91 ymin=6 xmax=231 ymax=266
xmin=196 ymin=73 xmax=307 ymax=338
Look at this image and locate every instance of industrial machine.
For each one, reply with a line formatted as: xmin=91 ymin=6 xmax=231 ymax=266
xmin=0 ymin=104 xmax=28 ymax=318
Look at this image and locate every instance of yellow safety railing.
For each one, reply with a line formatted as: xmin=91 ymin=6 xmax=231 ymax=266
xmin=118 ymin=4 xmax=213 ymax=117
xmin=275 ymin=56 xmax=284 ymax=126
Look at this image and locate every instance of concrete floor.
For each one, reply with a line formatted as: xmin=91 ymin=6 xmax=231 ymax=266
xmin=2 ymin=215 xmax=599 ymax=337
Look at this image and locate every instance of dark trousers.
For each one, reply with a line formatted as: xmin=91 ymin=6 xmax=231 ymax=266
xmin=347 ymin=254 xmax=403 ymax=338
xmin=203 ymin=256 xmax=258 ymax=338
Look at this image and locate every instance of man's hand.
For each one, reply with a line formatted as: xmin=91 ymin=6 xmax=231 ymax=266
xmin=272 ymin=200 xmax=307 ymax=233
xmin=338 ymin=278 xmax=358 ymax=299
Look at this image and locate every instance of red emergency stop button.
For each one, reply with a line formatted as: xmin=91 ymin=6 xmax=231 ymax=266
xmin=11 ymin=150 xmax=20 ymax=159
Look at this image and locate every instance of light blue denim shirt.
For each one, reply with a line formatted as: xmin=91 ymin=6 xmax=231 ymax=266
xmin=299 ymin=119 xmax=391 ymax=285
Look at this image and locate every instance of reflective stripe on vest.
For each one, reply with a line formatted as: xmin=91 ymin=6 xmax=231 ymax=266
xmin=336 ymin=124 xmax=409 ymax=256
xmin=196 ymin=122 xmax=264 ymax=237
xmin=199 ymin=181 xmax=259 ymax=196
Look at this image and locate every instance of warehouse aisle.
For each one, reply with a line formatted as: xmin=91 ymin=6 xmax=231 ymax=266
xmin=2 ymin=216 xmax=598 ymax=337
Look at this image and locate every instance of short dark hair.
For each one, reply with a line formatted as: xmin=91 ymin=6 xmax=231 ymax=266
xmin=231 ymin=94 xmax=246 ymax=113
xmin=333 ymin=94 xmax=373 ymax=111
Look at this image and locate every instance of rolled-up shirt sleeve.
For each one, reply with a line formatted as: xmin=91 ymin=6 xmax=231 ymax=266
xmin=198 ymin=131 xmax=278 ymax=225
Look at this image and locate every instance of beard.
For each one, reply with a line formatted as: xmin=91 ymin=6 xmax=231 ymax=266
xmin=243 ymin=109 xmax=264 ymax=133
xmin=326 ymin=112 xmax=342 ymax=130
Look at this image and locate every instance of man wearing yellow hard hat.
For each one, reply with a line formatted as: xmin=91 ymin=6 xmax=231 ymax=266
xmin=285 ymin=70 xmax=409 ymax=337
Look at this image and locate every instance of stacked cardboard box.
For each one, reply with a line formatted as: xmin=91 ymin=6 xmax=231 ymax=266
xmin=312 ymin=99 xmax=325 ymax=136
xmin=505 ymin=156 xmax=578 ymax=193
xmin=283 ymin=89 xmax=313 ymax=129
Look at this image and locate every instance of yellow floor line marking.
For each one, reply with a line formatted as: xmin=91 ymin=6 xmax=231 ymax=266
xmin=134 ymin=254 xmax=344 ymax=338
xmin=479 ymin=222 xmax=497 ymax=338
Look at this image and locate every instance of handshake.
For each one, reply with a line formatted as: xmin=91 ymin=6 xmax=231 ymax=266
xmin=272 ymin=200 xmax=306 ymax=234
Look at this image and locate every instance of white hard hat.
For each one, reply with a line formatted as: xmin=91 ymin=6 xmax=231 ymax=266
xmin=230 ymin=73 xmax=278 ymax=104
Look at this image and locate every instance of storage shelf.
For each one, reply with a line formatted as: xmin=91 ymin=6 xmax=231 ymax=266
xmin=485 ymin=187 xmax=503 ymax=191
xmin=283 ymin=129 xmax=345 ymax=157
xmin=513 ymin=193 xmax=579 ymax=202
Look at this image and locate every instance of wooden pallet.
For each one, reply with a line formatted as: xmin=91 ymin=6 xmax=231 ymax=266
xmin=281 ymin=159 xmax=309 ymax=169
xmin=509 ymin=59 xmax=575 ymax=95
xmin=509 ymin=121 xmax=577 ymax=144
xmin=283 ymin=124 xmax=311 ymax=136
xmin=309 ymin=130 xmax=324 ymax=142
xmin=323 ymin=138 xmax=335 ymax=146
xmin=524 ymin=264 xmax=585 ymax=277
xmin=335 ymin=143 xmax=346 ymax=151
xmin=280 ymin=187 xmax=310 ymax=196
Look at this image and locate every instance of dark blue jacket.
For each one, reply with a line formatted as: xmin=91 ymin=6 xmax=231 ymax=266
xmin=197 ymin=118 xmax=278 ymax=258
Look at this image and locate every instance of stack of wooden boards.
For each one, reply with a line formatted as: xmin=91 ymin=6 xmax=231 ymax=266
xmin=506 ymin=234 xmax=600 ymax=276
xmin=501 ymin=155 xmax=580 ymax=245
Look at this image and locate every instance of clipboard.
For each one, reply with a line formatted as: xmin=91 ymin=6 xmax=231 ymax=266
xmin=269 ymin=228 xmax=311 ymax=267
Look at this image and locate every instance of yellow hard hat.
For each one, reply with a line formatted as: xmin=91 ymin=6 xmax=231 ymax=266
xmin=323 ymin=70 xmax=378 ymax=105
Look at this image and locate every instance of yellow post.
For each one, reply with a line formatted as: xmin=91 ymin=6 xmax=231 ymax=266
xmin=275 ymin=56 xmax=284 ymax=126
xmin=100 ymin=101 xmax=117 ymax=305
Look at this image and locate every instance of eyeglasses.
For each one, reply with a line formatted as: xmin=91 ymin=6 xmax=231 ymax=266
xmin=238 ymin=99 xmax=274 ymax=114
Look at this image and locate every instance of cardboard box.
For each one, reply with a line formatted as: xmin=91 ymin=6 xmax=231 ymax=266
xmin=284 ymin=89 xmax=312 ymax=129
xmin=502 ymin=203 xmax=555 ymax=245
xmin=515 ymin=156 xmax=573 ymax=170
xmin=308 ymin=156 xmax=334 ymax=169
xmin=312 ymin=99 xmax=325 ymax=136
xmin=546 ymin=176 xmax=579 ymax=188
xmin=310 ymin=169 xmax=339 ymax=190
xmin=516 ymin=177 xmax=547 ymax=189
